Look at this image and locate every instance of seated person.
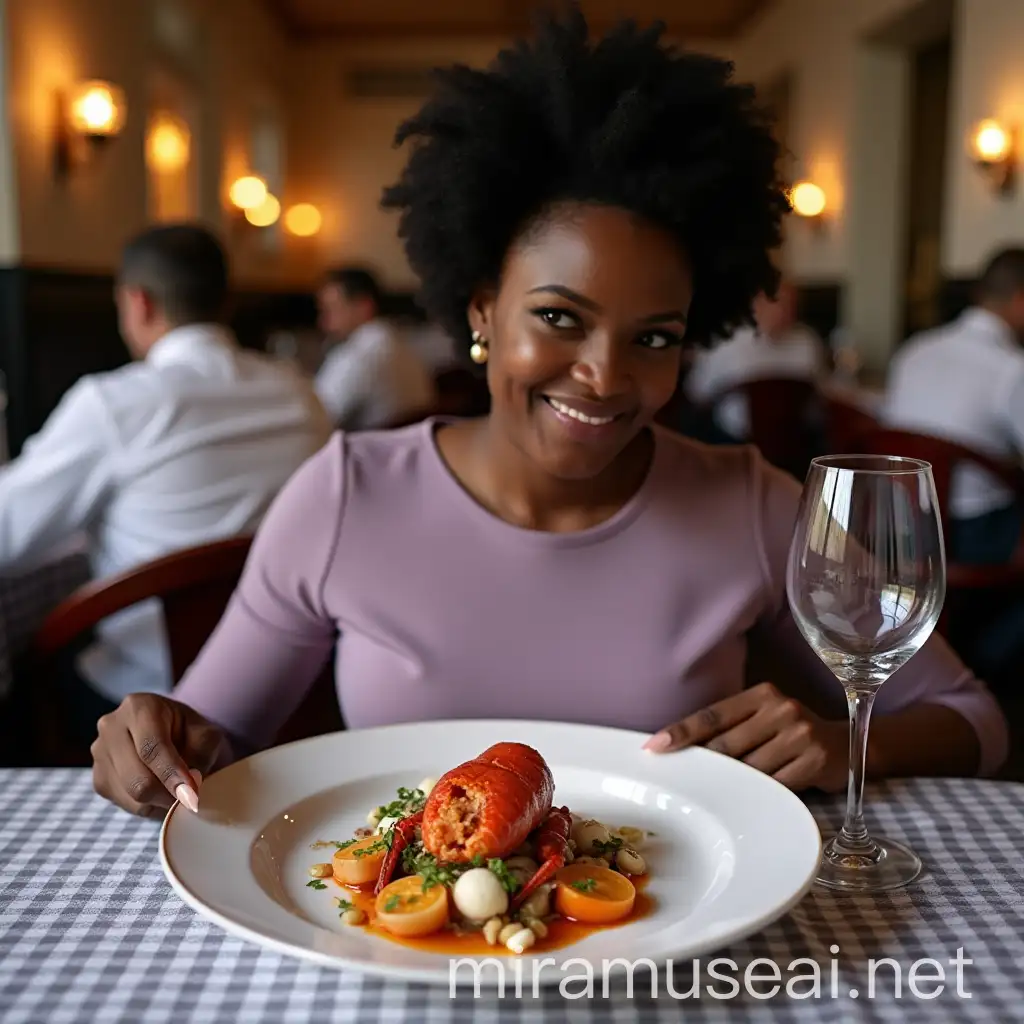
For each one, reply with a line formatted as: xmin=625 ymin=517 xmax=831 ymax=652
xmin=682 ymin=280 xmax=826 ymax=441
xmin=88 ymin=14 xmax=1007 ymax=818
xmin=314 ymin=267 xmax=438 ymax=429
xmin=883 ymin=247 xmax=1024 ymax=685
xmin=0 ymin=223 xmax=333 ymax=742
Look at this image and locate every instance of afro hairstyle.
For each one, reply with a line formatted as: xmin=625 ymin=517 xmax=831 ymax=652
xmin=382 ymin=5 xmax=791 ymax=355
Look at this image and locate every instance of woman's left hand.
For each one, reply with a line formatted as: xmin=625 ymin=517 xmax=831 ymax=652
xmin=644 ymin=681 xmax=849 ymax=793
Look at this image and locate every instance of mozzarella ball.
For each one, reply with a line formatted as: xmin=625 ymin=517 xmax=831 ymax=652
xmin=451 ymin=868 xmax=509 ymax=922
xmin=571 ymin=818 xmax=612 ymax=855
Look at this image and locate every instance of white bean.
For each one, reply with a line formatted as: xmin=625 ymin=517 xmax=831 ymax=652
xmin=366 ymin=808 xmax=383 ymax=827
xmin=375 ymin=815 xmax=399 ymax=834
xmin=417 ymin=778 xmax=437 ymax=795
xmin=616 ymin=848 xmax=647 ymax=875
xmin=521 ymin=883 xmax=552 ymax=920
xmin=482 ymin=917 xmax=504 ymax=945
xmin=308 ymin=863 xmax=333 ymax=878
xmin=341 ymin=908 xmax=366 ymax=926
xmin=571 ymin=819 xmax=613 ymax=855
xmin=615 ymin=827 xmax=646 ymax=850
xmin=506 ymin=928 xmax=536 ymax=954
xmin=498 ymin=922 xmax=521 ymax=944
xmin=525 ymin=917 xmax=548 ymax=939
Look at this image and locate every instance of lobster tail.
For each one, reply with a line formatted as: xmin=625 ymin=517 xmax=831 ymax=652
xmin=421 ymin=742 xmax=554 ymax=861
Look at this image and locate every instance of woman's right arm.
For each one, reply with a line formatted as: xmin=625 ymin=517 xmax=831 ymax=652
xmin=91 ymin=436 xmax=345 ymax=815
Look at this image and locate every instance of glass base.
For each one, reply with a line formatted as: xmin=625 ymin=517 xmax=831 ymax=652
xmin=815 ymin=832 xmax=923 ymax=892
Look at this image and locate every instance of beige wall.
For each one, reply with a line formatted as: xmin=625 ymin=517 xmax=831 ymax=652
xmin=944 ymin=0 xmax=1024 ymax=276
xmin=3 ymin=0 xmax=296 ymax=285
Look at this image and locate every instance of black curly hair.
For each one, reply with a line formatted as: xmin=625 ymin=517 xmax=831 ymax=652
xmin=382 ymin=5 xmax=790 ymax=356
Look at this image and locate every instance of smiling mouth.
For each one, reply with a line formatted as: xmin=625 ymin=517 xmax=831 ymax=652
xmin=542 ymin=396 xmax=627 ymax=427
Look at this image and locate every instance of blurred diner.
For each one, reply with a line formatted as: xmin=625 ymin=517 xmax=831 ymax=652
xmin=0 ymin=224 xmax=332 ymax=751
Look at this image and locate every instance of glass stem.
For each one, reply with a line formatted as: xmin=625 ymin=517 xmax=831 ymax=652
xmin=838 ymin=686 xmax=877 ymax=852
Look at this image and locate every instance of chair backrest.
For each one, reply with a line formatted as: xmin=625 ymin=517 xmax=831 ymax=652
xmin=35 ymin=537 xmax=254 ymax=682
xmin=716 ymin=377 xmax=818 ymax=477
xmin=823 ymin=394 xmax=880 ymax=454
xmin=848 ymin=427 xmax=1024 ymax=535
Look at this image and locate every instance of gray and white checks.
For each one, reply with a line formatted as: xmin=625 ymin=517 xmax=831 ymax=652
xmin=2 ymin=769 xmax=1023 ymax=1023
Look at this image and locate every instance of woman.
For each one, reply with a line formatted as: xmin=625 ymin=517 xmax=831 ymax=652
xmin=91 ymin=11 xmax=1007 ymax=817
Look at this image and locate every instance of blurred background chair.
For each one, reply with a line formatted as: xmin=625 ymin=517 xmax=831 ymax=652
xmin=31 ymin=537 xmax=342 ymax=764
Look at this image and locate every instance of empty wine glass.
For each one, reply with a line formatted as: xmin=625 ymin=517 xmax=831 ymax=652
xmin=786 ymin=455 xmax=945 ymax=891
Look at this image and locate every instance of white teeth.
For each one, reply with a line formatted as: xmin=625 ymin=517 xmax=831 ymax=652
xmin=546 ymin=398 xmax=615 ymax=426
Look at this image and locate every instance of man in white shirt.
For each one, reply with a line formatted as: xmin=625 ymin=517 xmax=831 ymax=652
xmin=882 ymin=247 xmax=1024 ymax=686
xmin=683 ymin=280 xmax=826 ymax=440
xmin=0 ymin=224 xmax=332 ymax=741
xmin=313 ymin=267 xmax=437 ymax=429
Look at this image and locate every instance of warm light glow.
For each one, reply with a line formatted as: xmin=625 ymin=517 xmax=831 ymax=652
xmin=790 ymin=181 xmax=826 ymax=218
xmin=69 ymin=81 xmax=125 ymax=137
xmin=284 ymin=203 xmax=322 ymax=237
xmin=245 ymin=193 xmax=281 ymax=227
xmin=971 ymin=119 xmax=1011 ymax=162
xmin=146 ymin=113 xmax=190 ymax=173
xmin=229 ymin=175 xmax=268 ymax=210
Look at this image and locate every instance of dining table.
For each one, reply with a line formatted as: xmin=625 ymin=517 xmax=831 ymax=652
xmin=2 ymin=769 xmax=1022 ymax=1023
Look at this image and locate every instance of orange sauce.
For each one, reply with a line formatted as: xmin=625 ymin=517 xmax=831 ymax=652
xmin=333 ymin=874 xmax=654 ymax=955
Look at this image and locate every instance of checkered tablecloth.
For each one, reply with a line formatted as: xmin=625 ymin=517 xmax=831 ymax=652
xmin=0 ymin=554 xmax=91 ymax=699
xmin=2 ymin=770 xmax=1023 ymax=1023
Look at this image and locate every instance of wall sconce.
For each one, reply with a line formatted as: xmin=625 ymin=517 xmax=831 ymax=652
xmin=146 ymin=112 xmax=190 ymax=174
xmin=55 ymin=80 xmax=126 ymax=178
xmin=968 ymin=119 xmax=1016 ymax=195
xmin=284 ymin=203 xmax=322 ymax=237
xmin=789 ymin=180 xmax=827 ymax=221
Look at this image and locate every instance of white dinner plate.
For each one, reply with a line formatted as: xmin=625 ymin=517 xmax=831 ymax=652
xmin=160 ymin=719 xmax=822 ymax=987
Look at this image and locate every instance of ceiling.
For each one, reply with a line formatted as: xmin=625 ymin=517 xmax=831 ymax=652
xmin=266 ymin=0 xmax=771 ymax=40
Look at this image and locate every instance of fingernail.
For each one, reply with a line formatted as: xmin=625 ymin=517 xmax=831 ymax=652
xmin=643 ymin=731 xmax=672 ymax=753
xmin=175 ymin=783 xmax=199 ymax=813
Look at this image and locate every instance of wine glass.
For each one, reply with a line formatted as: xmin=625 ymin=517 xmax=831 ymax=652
xmin=786 ymin=455 xmax=945 ymax=892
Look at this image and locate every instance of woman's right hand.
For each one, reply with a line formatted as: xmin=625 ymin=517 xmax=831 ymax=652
xmin=91 ymin=693 xmax=231 ymax=818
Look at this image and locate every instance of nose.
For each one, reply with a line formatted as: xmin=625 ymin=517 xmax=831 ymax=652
xmin=569 ymin=331 xmax=631 ymax=398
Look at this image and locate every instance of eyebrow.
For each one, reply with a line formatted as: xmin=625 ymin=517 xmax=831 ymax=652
xmin=527 ymin=284 xmax=687 ymax=324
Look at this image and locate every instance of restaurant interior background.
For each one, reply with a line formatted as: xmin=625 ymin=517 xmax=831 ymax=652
xmin=0 ymin=0 xmax=1021 ymax=455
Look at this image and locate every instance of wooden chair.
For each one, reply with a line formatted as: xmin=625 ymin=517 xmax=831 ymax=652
xmin=712 ymin=377 xmax=820 ymax=480
xmin=31 ymin=537 xmax=342 ymax=763
xmin=823 ymin=393 xmax=880 ymax=455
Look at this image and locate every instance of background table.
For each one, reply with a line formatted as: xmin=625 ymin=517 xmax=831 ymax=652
xmin=0 ymin=552 xmax=91 ymax=700
xmin=2 ymin=770 xmax=1022 ymax=1023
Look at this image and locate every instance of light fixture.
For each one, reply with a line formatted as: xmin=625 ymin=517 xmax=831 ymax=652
xmin=244 ymin=192 xmax=281 ymax=227
xmin=968 ymin=118 xmax=1016 ymax=194
xmin=55 ymin=80 xmax=126 ymax=178
xmin=229 ymin=175 xmax=268 ymax=210
xmin=790 ymin=180 xmax=827 ymax=219
xmin=284 ymin=203 xmax=322 ymax=237
xmin=146 ymin=112 xmax=190 ymax=173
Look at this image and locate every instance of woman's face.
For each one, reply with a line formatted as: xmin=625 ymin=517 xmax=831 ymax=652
xmin=469 ymin=203 xmax=692 ymax=481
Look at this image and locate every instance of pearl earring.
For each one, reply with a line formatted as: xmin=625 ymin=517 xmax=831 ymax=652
xmin=469 ymin=330 xmax=489 ymax=364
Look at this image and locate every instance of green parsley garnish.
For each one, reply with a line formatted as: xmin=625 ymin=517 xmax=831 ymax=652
xmin=593 ymin=836 xmax=624 ymax=855
xmin=375 ymin=787 xmax=428 ymax=822
xmin=353 ymin=834 xmax=392 ymax=858
xmin=334 ymin=898 xmax=354 ymax=914
xmin=487 ymin=858 xmax=521 ymax=894
xmin=306 ymin=879 xmax=327 ymax=890
xmin=384 ymin=895 xmax=401 ymax=912
xmin=571 ymin=878 xmax=598 ymax=893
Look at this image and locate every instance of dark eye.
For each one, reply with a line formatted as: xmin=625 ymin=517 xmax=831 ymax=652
xmin=533 ymin=307 xmax=580 ymax=330
xmin=638 ymin=331 xmax=682 ymax=350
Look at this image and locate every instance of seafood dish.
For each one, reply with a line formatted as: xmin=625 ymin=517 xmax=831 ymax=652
xmin=305 ymin=742 xmax=654 ymax=955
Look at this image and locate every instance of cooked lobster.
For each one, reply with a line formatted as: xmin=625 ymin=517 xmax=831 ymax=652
xmin=374 ymin=742 xmax=571 ymax=902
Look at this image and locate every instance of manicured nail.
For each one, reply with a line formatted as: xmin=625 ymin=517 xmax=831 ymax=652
xmin=643 ymin=731 xmax=672 ymax=753
xmin=175 ymin=783 xmax=199 ymax=813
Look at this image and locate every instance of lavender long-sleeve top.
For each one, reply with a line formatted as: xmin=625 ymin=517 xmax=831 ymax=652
xmin=175 ymin=418 xmax=1009 ymax=776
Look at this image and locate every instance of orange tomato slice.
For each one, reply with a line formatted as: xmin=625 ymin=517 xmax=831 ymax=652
xmin=332 ymin=836 xmax=389 ymax=887
xmin=554 ymin=863 xmax=636 ymax=924
xmin=375 ymin=875 xmax=449 ymax=937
